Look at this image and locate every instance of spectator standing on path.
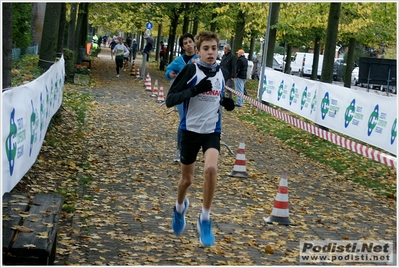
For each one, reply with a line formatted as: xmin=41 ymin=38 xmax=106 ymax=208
xmin=131 ymin=38 xmax=138 ymax=60
xmin=112 ymin=37 xmax=129 ymax=78
xmin=220 ymin=44 xmax=236 ymax=94
xmin=123 ymin=41 xmax=130 ymax=71
xmin=110 ymin=37 xmax=117 ymax=60
xmin=159 ymin=41 xmax=167 ymax=71
xmin=103 ymin=36 xmax=107 ymax=47
xmin=165 ymin=33 xmax=199 ymax=163
xmin=126 ymin=37 xmax=132 ymax=49
xmin=165 ymin=31 xmax=235 ymax=247
xmin=92 ymin=34 xmax=99 ymax=51
xmin=251 ymin=67 xmax=259 ymax=80
xmin=142 ymin=40 xmax=153 ymax=62
xmin=233 ymin=49 xmax=248 ymax=107
xmin=98 ymin=36 xmax=102 ymax=48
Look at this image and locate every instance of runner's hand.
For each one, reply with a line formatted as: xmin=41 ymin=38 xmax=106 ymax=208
xmin=195 ymin=77 xmax=212 ymax=94
xmin=220 ymin=97 xmax=235 ymax=111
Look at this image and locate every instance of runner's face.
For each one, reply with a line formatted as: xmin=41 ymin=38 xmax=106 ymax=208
xmin=182 ymin=38 xmax=195 ymax=56
xmin=198 ymin=39 xmax=218 ymax=65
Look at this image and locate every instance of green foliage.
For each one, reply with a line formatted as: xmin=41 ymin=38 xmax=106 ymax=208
xmin=85 ymin=3 xmax=396 ymax=59
xmin=62 ymin=204 xmax=76 ymax=213
xmin=384 ymin=47 xmax=397 ymax=59
xmin=11 ymin=54 xmax=45 ymax=87
xmin=75 ymin=66 xmax=91 ymax=75
xmin=12 ymin=3 xmax=32 ymax=48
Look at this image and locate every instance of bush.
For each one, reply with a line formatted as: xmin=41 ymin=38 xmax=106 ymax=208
xmin=63 ymin=48 xmax=76 ymax=82
xmin=11 ymin=54 xmax=45 ymax=87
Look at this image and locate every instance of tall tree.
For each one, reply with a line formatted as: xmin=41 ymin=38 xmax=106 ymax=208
xmin=155 ymin=23 xmax=163 ymax=62
xmin=210 ymin=12 xmax=217 ymax=32
xmin=3 ymin=3 xmax=12 ymax=89
xmin=75 ymin=3 xmax=89 ymax=63
xmin=182 ymin=3 xmax=190 ymax=34
xmin=310 ymin=35 xmax=322 ymax=80
xmin=57 ymin=3 xmax=66 ymax=55
xmin=233 ymin=9 xmax=246 ymax=53
xmin=67 ymin=3 xmax=77 ymax=50
xmin=266 ymin=3 xmax=280 ymax=68
xmin=320 ymin=3 xmax=341 ymax=83
xmin=338 ymin=2 xmax=396 ymax=87
xmin=163 ymin=3 xmax=184 ymax=63
xmin=30 ymin=3 xmax=46 ymax=49
xmin=39 ymin=3 xmax=61 ymax=70
xmin=343 ymin=37 xmax=356 ymax=87
xmin=191 ymin=3 xmax=201 ymax=36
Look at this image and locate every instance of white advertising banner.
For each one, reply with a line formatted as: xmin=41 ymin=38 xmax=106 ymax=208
xmin=261 ymin=69 xmax=397 ymax=156
xmin=2 ymin=57 xmax=65 ymax=196
xmin=261 ymin=67 xmax=318 ymax=122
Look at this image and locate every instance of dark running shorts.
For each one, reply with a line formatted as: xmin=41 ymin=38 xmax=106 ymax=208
xmin=180 ymin=130 xmax=221 ymax=165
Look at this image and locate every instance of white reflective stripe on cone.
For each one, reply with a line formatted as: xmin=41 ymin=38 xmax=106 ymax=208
xmin=235 ymin=154 xmax=246 ymax=160
xmin=232 ymin=165 xmax=246 ymax=172
xmin=275 ymin=193 xmax=288 ymax=202
xmin=271 ymin=207 xmax=289 ymax=217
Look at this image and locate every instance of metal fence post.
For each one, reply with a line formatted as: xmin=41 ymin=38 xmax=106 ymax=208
xmin=141 ymin=52 xmax=147 ymax=79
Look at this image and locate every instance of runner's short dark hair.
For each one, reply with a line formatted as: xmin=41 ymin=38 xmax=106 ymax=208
xmin=179 ymin=33 xmax=195 ymax=48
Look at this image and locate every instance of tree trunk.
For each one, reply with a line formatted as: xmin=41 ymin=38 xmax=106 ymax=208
xmin=266 ymin=3 xmax=280 ymax=68
xmin=320 ymin=3 xmax=341 ymax=83
xmin=168 ymin=10 xmax=179 ymax=64
xmin=284 ymin=45 xmax=292 ymax=74
xmin=30 ymin=3 xmax=46 ymax=49
xmin=249 ymin=37 xmax=255 ymax=61
xmin=3 ymin=3 xmax=12 ymax=89
xmin=39 ymin=3 xmax=61 ymax=70
xmin=67 ymin=3 xmax=77 ymax=50
xmin=344 ymin=37 xmax=356 ymax=88
xmin=75 ymin=3 xmax=89 ymax=63
xmin=182 ymin=3 xmax=190 ymax=34
xmin=310 ymin=35 xmax=321 ymax=80
xmin=57 ymin=3 xmax=66 ymax=56
xmin=210 ymin=12 xmax=217 ymax=32
xmin=233 ymin=10 xmax=246 ymax=53
xmin=192 ymin=4 xmax=200 ymax=36
xmin=156 ymin=23 xmax=162 ymax=61
xmin=192 ymin=17 xmax=199 ymax=36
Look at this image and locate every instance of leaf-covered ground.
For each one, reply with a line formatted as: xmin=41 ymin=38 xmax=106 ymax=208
xmin=14 ymin=48 xmax=396 ymax=266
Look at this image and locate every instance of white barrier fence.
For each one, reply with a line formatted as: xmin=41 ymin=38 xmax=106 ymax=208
xmin=260 ymin=68 xmax=397 ymax=156
xmin=225 ymin=68 xmax=397 ymax=168
xmin=2 ymin=56 xmax=65 ymax=196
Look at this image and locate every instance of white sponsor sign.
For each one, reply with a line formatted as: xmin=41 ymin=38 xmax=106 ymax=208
xmin=2 ymin=57 xmax=65 ymax=196
xmin=260 ymin=69 xmax=397 ymax=155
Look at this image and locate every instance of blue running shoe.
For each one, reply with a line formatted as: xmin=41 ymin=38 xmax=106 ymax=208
xmin=172 ymin=197 xmax=189 ymax=235
xmin=197 ymin=217 xmax=215 ymax=246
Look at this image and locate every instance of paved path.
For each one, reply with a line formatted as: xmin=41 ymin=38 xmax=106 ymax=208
xmin=56 ymin=49 xmax=396 ymax=265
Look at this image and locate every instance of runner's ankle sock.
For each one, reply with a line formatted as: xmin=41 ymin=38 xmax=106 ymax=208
xmin=200 ymin=207 xmax=210 ymax=221
xmin=176 ymin=200 xmax=185 ymax=213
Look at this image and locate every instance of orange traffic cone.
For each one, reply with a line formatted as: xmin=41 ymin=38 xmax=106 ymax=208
xmin=136 ymin=68 xmax=140 ymax=79
xmin=145 ymin=73 xmax=152 ymax=91
xmin=263 ymin=175 xmax=295 ymax=225
xmin=157 ymin=84 xmax=165 ymax=103
xmin=227 ymin=139 xmax=249 ymax=178
xmin=130 ymin=62 xmax=135 ymax=76
xmin=151 ymin=79 xmax=158 ymax=97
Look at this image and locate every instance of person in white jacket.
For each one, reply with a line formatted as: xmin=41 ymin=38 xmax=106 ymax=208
xmin=112 ymin=37 xmax=129 ymax=78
